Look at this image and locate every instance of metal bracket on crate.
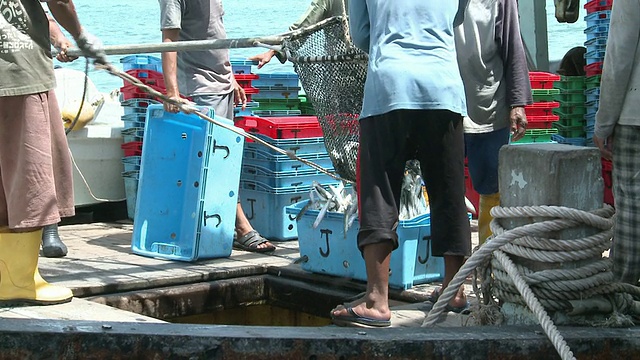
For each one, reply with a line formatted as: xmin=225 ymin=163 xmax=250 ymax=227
xmin=418 ymin=235 xmax=431 ymax=264
xmin=212 ymin=140 xmax=230 ymax=159
xmin=203 ymin=212 xmax=221 ymax=227
xmin=319 ymin=229 xmax=332 ymax=257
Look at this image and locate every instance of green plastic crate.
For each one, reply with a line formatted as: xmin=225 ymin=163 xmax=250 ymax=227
xmin=553 ymin=75 xmax=586 ymax=91
xmin=512 ymin=128 xmax=558 ymax=144
xmin=532 ymin=89 xmax=560 ymax=102
xmin=553 ymin=123 xmax=586 ymax=138
xmin=254 ymin=98 xmax=301 ymax=111
xmin=586 ymin=75 xmax=601 ymax=90
xmin=554 ymin=109 xmax=586 ymax=127
xmin=554 ymin=102 xmax=587 ymax=116
xmin=553 ymin=89 xmax=587 ymax=103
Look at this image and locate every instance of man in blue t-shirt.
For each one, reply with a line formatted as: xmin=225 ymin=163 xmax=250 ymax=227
xmin=330 ymin=0 xmax=471 ymax=328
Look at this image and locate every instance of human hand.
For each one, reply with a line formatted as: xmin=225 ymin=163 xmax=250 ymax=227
xmin=53 ymin=37 xmax=77 ymax=62
xmin=162 ymin=90 xmax=192 ymax=114
xmin=76 ymin=30 xmax=107 ymax=65
xmin=232 ymin=78 xmax=247 ymax=110
xmin=248 ymin=50 xmax=275 ymax=69
xmin=593 ymin=134 xmax=613 ymax=161
xmin=509 ymin=106 xmax=528 ymax=142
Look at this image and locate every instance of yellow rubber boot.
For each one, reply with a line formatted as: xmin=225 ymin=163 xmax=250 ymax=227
xmin=478 ymin=193 xmax=500 ymax=245
xmin=0 ymin=230 xmax=73 ymax=305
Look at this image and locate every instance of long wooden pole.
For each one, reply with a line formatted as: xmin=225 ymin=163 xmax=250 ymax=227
xmin=62 ymin=35 xmax=284 ymax=57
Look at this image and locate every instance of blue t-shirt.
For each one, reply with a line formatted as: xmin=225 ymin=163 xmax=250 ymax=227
xmin=349 ymin=0 xmax=468 ymax=119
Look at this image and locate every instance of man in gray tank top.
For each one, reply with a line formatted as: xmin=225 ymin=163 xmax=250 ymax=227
xmin=159 ymin=0 xmax=276 ymax=253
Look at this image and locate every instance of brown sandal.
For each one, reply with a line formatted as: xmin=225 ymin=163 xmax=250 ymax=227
xmin=233 ymin=230 xmax=276 ymax=253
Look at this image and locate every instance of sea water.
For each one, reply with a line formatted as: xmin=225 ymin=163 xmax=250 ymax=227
xmin=57 ymin=0 xmax=589 ymax=93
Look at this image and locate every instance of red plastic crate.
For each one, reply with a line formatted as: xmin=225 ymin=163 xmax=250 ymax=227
xmin=464 ymin=166 xmax=480 ymax=219
xmin=235 ymin=115 xmax=323 ymax=139
xmin=527 ymin=115 xmax=560 ymax=129
xmin=585 ymin=62 xmax=604 ymax=77
xmin=125 ymin=69 xmax=165 ymax=88
xmin=601 ymin=158 xmax=614 ymax=206
xmin=235 ymin=73 xmax=259 ymax=89
xmin=525 ymin=101 xmax=560 ymax=116
xmin=121 ymin=141 xmax=143 ymax=157
xmin=585 ymin=0 xmax=613 ymax=14
xmin=529 ymin=72 xmax=561 ymax=89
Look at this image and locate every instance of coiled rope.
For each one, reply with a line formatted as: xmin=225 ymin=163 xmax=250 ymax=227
xmin=422 ymin=204 xmax=640 ymax=360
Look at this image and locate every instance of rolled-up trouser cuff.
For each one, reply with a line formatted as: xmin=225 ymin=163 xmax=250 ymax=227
xmin=357 ymin=228 xmax=399 ymax=254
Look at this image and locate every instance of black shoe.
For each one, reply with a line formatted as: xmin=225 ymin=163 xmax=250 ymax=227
xmin=41 ymin=223 xmax=68 ymax=258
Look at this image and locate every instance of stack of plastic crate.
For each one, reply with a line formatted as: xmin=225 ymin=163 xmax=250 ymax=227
xmin=231 ymin=59 xmax=260 ymax=116
xmin=512 ymin=72 xmax=560 ymax=144
xmin=235 ymin=115 xmax=339 ymax=241
xmin=118 ymin=55 xmax=164 ymax=220
xmin=583 ymin=0 xmax=613 ymax=145
xmin=551 ymin=75 xmax=587 ymax=145
xmin=252 ymin=72 xmax=302 ymax=117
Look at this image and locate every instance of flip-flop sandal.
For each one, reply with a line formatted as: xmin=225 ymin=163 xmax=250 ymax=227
xmin=331 ymin=306 xmax=391 ymax=328
xmin=233 ymin=230 xmax=276 ymax=253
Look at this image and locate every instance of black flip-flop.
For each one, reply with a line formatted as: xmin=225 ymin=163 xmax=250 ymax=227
xmin=331 ymin=307 xmax=391 ymax=328
xmin=233 ymin=230 xmax=276 ymax=253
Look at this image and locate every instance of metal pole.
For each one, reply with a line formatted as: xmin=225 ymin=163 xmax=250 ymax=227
xmin=63 ymin=36 xmax=285 ymax=57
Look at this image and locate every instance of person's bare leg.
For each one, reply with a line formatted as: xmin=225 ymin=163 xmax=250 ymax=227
xmin=331 ymin=241 xmax=393 ymax=321
xmin=442 ymin=255 xmax=467 ymax=308
xmin=234 ymin=203 xmax=274 ymax=250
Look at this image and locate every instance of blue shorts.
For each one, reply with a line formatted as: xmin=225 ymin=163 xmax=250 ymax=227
xmin=464 ymin=127 xmax=510 ymax=195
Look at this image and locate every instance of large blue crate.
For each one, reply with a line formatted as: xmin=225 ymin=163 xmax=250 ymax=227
xmin=242 ymin=146 xmax=334 ymax=173
xmin=132 ymin=105 xmax=244 ymax=261
xmin=238 ymin=183 xmax=312 ymax=241
xmin=120 ymin=55 xmax=162 ymax=73
xmin=584 ymin=10 xmax=611 ymax=28
xmin=286 ymin=200 xmax=447 ymax=289
xmin=121 ymin=127 xmax=144 ymax=143
xmin=122 ymin=113 xmax=146 ymax=129
xmin=253 ymin=72 xmax=300 ymax=88
xmin=241 ymin=164 xmax=338 ymax=189
xmin=584 ymin=24 xmax=609 ymax=41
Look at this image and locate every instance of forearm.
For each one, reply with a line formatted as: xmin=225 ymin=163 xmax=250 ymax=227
xmin=47 ymin=15 xmax=67 ymax=48
xmin=46 ymin=0 xmax=82 ymax=39
xmin=161 ymin=29 xmax=180 ymax=96
xmin=500 ymin=0 xmax=532 ymax=107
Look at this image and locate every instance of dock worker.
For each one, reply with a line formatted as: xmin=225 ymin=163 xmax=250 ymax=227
xmin=330 ymin=0 xmax=471 ymax=327
xmin=0 ymin=0 xmax=106 ymax=305
xmin=159 ymin=0 xmax=276 ymax=253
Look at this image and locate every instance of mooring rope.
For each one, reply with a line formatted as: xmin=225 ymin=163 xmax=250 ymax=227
xmin=421 ymin=204 xmax=640 ymax=360
xmin=93 ymin=62 xmax=354 ymax=185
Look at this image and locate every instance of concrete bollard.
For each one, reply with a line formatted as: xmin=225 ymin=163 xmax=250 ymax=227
xmin=496 ymin=143 xmax=605 ymax=325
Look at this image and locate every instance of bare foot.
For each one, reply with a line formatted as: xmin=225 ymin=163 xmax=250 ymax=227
xmin=429 ymin=286 xmax=467 ymax=309
xmin=331 ymin=293 xmax=391 ymax=322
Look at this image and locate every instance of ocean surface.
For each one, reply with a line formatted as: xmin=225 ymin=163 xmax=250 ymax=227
xmin=57 ymin=0 xmax=589 ymax=93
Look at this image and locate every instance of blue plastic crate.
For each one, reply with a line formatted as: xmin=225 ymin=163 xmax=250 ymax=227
xmin=551 ymin=134 xmax=587 ymax=146
xmin=585 ymin=87 xmax=600 ymax=103
xmin=122 ymin=113 xmax=146 ymax=129
xmin=122 ymin=171 xmax=139 ymax=220
xmin=253 ymin=86 xmax=301 ymax=100
xmin=286 ymin=200 xmax=451 ymax=290
xmin=121 ymin=127 xmax=145 ymax=143
xmin=121 ymin=98 xmax=161 ymax=115
xmin=233 ymin=101 xmax=260 ymax=117
xmin=122 ymin=156 xmax=142 ymax=172
xmin=585 ymin=113 xmax=596 ymax=127
xmin=231 ymin=59 xmax=257 ymax=75
xmin=132 ymin=105 xmax=245 ymax=261
xmin=584 ymin=10 xmax=611 ymax=28
xmin=245 ymin=136 xmax=328 ymax=156
xmin=120 ymin=55 xmax=162 ymax=73
xmin=584 ymin=37 xmax=607 ymax=55
xmin=240 ymin=164 xmax=338 ymax=189
xmin=584 ymin=24 xmax=609 ymax=41
xmin=238 ymin=185 xmax=312 ymax=241
xmin=254 ymin=72 xmax=300 ymax=88
xmin=585 ymin=50 xmax=606 ymax=65
xmin=242 ymin=146 xmax=335 ymax=173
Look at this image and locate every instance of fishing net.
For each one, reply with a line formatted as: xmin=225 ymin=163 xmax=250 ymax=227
xmin=283 ymin=17 xmax=367 ymax=183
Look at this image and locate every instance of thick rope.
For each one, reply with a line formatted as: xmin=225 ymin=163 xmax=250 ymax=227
xmin=422 ymin=205 xmax=633 ymax=360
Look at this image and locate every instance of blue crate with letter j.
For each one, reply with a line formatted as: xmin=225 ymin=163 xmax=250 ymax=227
xmin=286 ymin=200 xmax=445 ymax=289
xmin=131 ymin=105 xmax=244 ymax=261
